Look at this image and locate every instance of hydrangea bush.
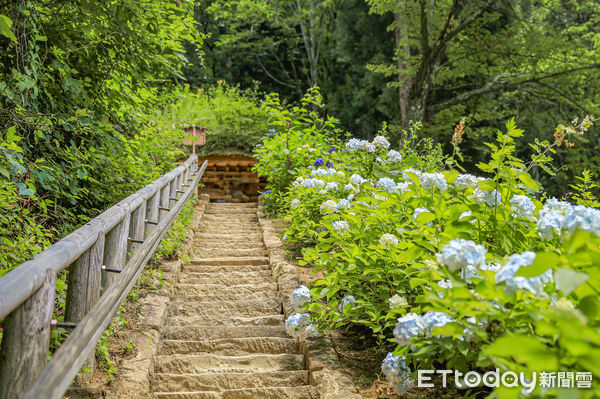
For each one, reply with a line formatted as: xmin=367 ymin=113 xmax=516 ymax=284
xmin=257 ymin=119 xmax=600 ymax=398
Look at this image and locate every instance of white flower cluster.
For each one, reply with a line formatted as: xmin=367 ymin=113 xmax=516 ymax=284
xmin=372 ymin=135 xmax=390 ymax=150
xmin=325 ymin=182 xmax=338 ymax=191
xmin=396 ymin=182 xmax=411 ymax=194
xmin=345 ymin=136 xmax=390 ymax=152
xmin=389 ymin=294 xmax=408 ymax=309
xmin=402 ymin=168 xmax=422 ymax=181
xmin=343 ymin=183 xmax=355 ymax=191
xmin=340 ymin=295 xmax=355 ymax=311
xmin=320 ymin=200 xmax=337 ymax=214
xmin=420 ymin=172 xmax=448 ymax=192
xmin=454 ymin=174 xmax=486 ymax=190
xmin=379 ymin=233 xmax=399 ymax=249
xmin=291 ymin=285 xmax=311 ymax=312
xmin=495 ymin=252 xmax=553 ymax=297
xmin=509 ymin=194 xmax=535 ymax=218
xmin=436 ymin=239 xmax=487 ymax=272
xmin=311 ymin=168 xmax=337 ymax=177
xmin=336 ymin=199 xmax=351 ymax=211
xmin=474 ymin=188 xmax=502 ymax=206
xmin=290 ymin=199 xmax=301 ymax=209
xmin=381 ymin=353 xmax=413 ymax=394
xmin=301 ymin=178 xmax=326 ymax=188
xmin=377 ymin=177 xmax=398 ymax=193
xmin=332 ymin=220 xmax=349 ymax=232
xmin=285 ymin=313 xmax=319 ymax=338
xmin=387 ymin=150 xmax=402 ymax=163
xmin=393 ymin=311 xmax=454 ymax=346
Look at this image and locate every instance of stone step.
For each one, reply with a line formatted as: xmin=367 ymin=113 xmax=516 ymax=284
xmin=159 ymin=337 xmax=298 ymax=356
xmin=193 ymin=241 xmax=265 ymax=250
xmin=204 ymin=210 xmax=257 ymax=215
xmin=193 ymin=248 xmax=267 ymax=258
xmin=202 ymin=216 xmax=258 ymax=222
xmin=168 ymin=314 xmax=285 ymax=327
xmin=152 ymin=371 xmax=309 ymax=392
xmin=174 ymin=283 xmax=277 ymax=296
xmin=207 ymin=203 xmax=257 ymax=208
xmin=173 ymin=290 xmax=277 ymax=303
xmin=153 ymin=386 xmax=318 ymax=399
xmin=154 ymin=353 xmax=304 ymax=374
xmin=178 ymin=272 xmax=272 ymax=285
xmin=195 ymin=232 xmax=264 ymax=239
xmin=181 ymin=264 xmax=271 ymax=274
xmin=190 ymin=257 xmax=269 ymax=266
xmin=169 ymin=299 xmax=281 ymax=317
xmin=161 ymin=325 xmax=288 ymax=341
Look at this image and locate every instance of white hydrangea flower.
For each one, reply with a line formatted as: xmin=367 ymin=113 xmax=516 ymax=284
xmin=389 ymin=294 xmax=408 ymax=309
xmin=301 ymin=178 xmax=326 ymax=188
xmin=364 ymin=142 xmax=376 ymax=152
xmin=332 ymin=220 xmax=349 ymax=232
xmin=349 ymin=173 xmax=367 ymax=186
xmin=537 ymin=209 xmax=566 ymax=240
xmin=290 ymin=199 xmax=301 ymax=209
xmin=377 ymin=177 xmax=398 ymax=193
xmin=454 ymin=174 xmax=486 ymax=190
xmin=474 ymin=188 xmax=502 ymax=206
xmin=387 ymin=150 xmax=402 ymax=163
xmin=420 ymin=172 xmax=448 ymax=192
xmin=495 ymin=252 xmax=553 ymax=297
xmin=312 ymin=168 xmax=336 ymax=177
xmin=542 ymin=198 xmax=572 ymax=215
xmin=335 ymin=199 xmax=351 ymax=211
xmin=562 ymin=205 xmax=600 ymax=237
xmin=393 ymin=313 xmax=426 ymax=345
xmin=320 ymin=200 xmax=337 ymax=214
xmin=462 ymin=262 xmax=499 ymax=283
xmin=402 ymin=168 xmax=422 ymax=181
xmin=345 ymin=138 xmax=363 ymax=151
xmin=381 ymin=353 xmax=414 ymax=394
xmin=336 ymin=170 xmax=345 ymax=177
xmin=373 ymin=135 xmax=390 ymax=150
xmin=437 ymin=279 xmax=453 ymax=289
xmin=343 ymin=183 xmax=355 ymax=191
xmin=510 ymin=195 xmax=535 ymax=218
xmin=379 ymin=233 xmax=399 ymax=249
xmin=436 ymin=239 xmax=487 ymax=271
xmin=291 ymin=285 xmax=311 ymax=312
xmin=340 ymin=295 xmax=356 ymax=311
xmin=396 ymin=182 xmax=411 ymax=194
xmin=325 ymin=182 xmax=338 ymax=191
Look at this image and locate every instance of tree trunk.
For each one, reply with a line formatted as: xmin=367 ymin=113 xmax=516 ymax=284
xmin=395 ymin=0 xmax=410 ymax=127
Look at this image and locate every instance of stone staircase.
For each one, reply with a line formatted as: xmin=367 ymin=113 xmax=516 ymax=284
xmin=150 ymin=203 xmax=318 ymax=399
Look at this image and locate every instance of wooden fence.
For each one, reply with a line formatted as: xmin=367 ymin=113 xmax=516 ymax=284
xmin=0 ymin=155 xmax=207 ymax=399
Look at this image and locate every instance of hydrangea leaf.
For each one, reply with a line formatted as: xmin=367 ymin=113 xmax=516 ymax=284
xmin=555 ymin=268 xmax=589 ymax=296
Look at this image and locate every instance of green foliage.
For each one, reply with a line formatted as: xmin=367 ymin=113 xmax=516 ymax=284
xmin=256 ymin=117 xmax=600 ymax=397
xmin=153 ymin=197 xmax=198 ymax=263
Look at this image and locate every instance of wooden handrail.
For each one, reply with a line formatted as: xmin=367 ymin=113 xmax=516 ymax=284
xmin=0 ymin=155 xmax=208 ymax=399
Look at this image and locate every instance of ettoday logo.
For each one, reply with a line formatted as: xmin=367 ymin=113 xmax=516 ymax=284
xmin=417 ymin=369 xmax=593 ymax=393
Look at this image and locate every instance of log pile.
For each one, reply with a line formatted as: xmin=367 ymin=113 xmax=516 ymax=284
xmin=198 ymin=155 xmax=266 ymax=203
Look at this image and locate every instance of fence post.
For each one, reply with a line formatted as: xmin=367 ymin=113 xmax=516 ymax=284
xmin=127 ymin=203 xmax=147 ymax=259
xmin=64 ymin=233 xmax=105 ymax=383
xmin=102 ymin=212 xmax=130 ymax=291
xmin=145 ymin=191 xmax=160 ymax=236
xmin=0 ymin=269 xmax=57 ymax=398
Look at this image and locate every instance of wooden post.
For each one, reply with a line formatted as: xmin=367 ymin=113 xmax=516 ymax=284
xmin=102 ymin=214 xmax=130 ymax=291
xmin=159 ymin=184 xmax=170 ymax=221
xmin=64 ymin=234 xmax=105 ymax=383
xmin=0 ymin=269 xmax=57 ymax=398
xmin=127 ymin=203 xmax=146 ymax=259
xmin=145 ymin=191 xmax=160 ymax=236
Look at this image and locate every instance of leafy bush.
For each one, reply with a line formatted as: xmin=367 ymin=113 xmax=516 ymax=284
xmin=255 ymin=118 xmax=600 ymax=398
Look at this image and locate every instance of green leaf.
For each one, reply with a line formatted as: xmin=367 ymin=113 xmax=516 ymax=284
xmin=518 ymin=173 xmax=539 ymax=192
xmin=0 ymin=15 xmax=17 ymax=43
xmin=483 ymin=334 xmax=558 ymax=371
xmin=416 ymin=212 xmax=436 ymax=225
xmin=17 ymin=183 xmax=35 ymax=197
xmin=516 ymin=251 xmax=560 ymax=277
xmin=555 ymin=268 xmax=589 ymax=296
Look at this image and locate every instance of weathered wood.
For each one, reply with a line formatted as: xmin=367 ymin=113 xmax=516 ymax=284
xmin=0 ymin=269 xmax=57 ymax=398
xmin=159 ymin=184 xmax=170 ymax=220
xmin=65 ymin=233 xmax=105 ymax=383
xmin=145 ymin=191 xmax=160 ymax=236
xmin=102 ymin=213 xmax=130 ymax=291
xmin=0 ymin=156 xmax=199 ymax=320
xmin=127 ymin=202 xmax=147 ymax=259
xmin=22 ymin=160 xmax=208 ymax=399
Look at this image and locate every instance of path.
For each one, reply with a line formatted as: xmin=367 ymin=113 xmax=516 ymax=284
xmin=150 ymin=202 xmax=318 ymax=398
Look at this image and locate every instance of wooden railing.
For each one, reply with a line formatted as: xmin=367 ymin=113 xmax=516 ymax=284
xmin=0 ymin=155 xmax=207 ymax=399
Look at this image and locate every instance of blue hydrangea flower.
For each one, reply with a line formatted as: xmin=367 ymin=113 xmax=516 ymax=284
xmin=387 ymin=150 xmax=402 ymax=163
xmin=340 ymin=295 xmax=355 ymax=312
xmin=311 ymin=168 xmax=336 ymax=177
xmin=345 ymin=138 xmax=363 ymax=151
xmin=402 ymin=168 xmax=422 ymax=181
xmin=349 ymin=174 xmax=367 ymax=186
xmin=422 ymin=311 xmax=455 ymax=336
xmin=396 ymin=182 xmax=411 ymax=194
xmin=393 ymin=313 xmax=426 ymax=345
xmin=343 ymin=183 xmax=355 ymax=191
xmin=267 ymin=128 xmax=277 ymax=137
xmin=381 ymin=353 xmax=413 ymax=394
xmin=301 ymin=178 xmax=326 ymax=188
xmin=562 ymin=205 xmax=600 ymax=237
xmin=474 ymin=188 xmax=502 ymax=206
xmin=325 ymin=182 xmax=338 ymax=191
xmin=335 ymin=199 xmax=351 ymax=211
xmin=314 ymin=158 xmax=325 ymax=167
xmin=495 ymin=252 xmax=553 ymax=297
xmin=291 ymin=285 xmax=311 ymax=312
xmin=326 ymin=161 xmax=334 ymax=168
xmin=328 ymin=146 xmax=336 ymax=152
xmin=510 ymin=195 xmax=536 ymax=218
xmin=436 ymin=239 xmax=487 ymax=271
xmin=379 ymin=233 xmax=399 ymax=249
xmin=377 ymin=177 xmax=398 ymax=193
xmin=285 ymin=313 xmax=319 ymax=338
xmin=419 ymin=172 xmax=448 ymax=192
xmin=372 ymin=135 xmax=390 ymax=150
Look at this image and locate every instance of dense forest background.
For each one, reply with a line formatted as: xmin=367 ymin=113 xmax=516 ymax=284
xmin=1 ymin=0 xmax=599 ymax=271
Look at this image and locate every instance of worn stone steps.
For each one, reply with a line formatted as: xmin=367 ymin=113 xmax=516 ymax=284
xmin=155 ymin=353 xmax=304 ymax=374
xmin=192 ymin=248 xmax=267 ymax=258
xmin=159 ymin=337 xmax=298 ymax=356
xmin=179 ymin=272 xmax=272 ymax=285
xmin=174 ymin=282 xmax=277 ymax=295
xmin=168 ymin=299 xmax=281 ymax=317
xmin=182 ymin=264 xmax=271 ymax=274
xmin=162 ymin=325 xmax=288 ymax=341
xmin=168 ymin=314 xmax=285 ymax=327
xmin=153 ymin=385 xmax=318 ymax=399
xmin=152 ymin=370 xmax=309 ymax=392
